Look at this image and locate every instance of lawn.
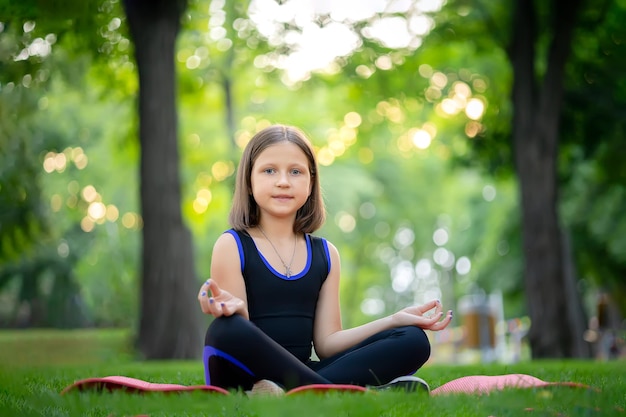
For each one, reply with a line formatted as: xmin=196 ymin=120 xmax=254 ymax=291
xmin=0 ymin=329 xmax=624 ymax=417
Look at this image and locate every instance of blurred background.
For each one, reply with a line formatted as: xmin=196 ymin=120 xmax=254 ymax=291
xmin=1 ymin=0 xmax=624 ymax=364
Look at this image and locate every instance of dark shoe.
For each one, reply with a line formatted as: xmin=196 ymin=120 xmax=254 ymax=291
xmin=371 ymin=376 xmax=430 ymax=393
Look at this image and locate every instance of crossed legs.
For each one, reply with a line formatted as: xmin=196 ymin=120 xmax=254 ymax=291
xmin=203 ymin=315 xmax=431 ymax=391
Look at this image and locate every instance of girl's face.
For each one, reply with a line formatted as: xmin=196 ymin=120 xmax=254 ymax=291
xmin=250 ymin=141 xmax=312 ymax=221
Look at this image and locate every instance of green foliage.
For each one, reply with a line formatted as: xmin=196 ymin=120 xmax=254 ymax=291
xmin=0 ymin=0 xmax=114 ymax=55
xmin=424 ymin=0 xmax=626 ymax=323
xmin=0 ymin=22 xmax=51 ymax=263
xmin=559 ymin=0 xmax=626 ymax=315
xmin=2 ymin=0 xmax=624 ymax=332
xmin=0 ymin=16 xmax=78 ymax=326
xmin=0 ymin=0 xmax=524 ymax=329
xmin=0 ymin=7 xmax=139 ymax=326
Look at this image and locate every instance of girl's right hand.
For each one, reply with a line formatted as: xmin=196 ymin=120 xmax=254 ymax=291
xmin=197 ymin=279 xmax=246 ymax=318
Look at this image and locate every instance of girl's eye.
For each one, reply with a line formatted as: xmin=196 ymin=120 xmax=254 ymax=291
xmin=263 ymin=168 xmax=275 ymax=174
xmin=290 ymin=169 xmax=302 ymax=175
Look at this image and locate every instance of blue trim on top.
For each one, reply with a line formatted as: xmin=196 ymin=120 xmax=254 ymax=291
xmin=321 ymin=237 xmax=331 ymax=275
xmin=257 ymin=234 xmax=312 ymax=281
xmin=203 ymin=345 xmax=255 ymax=385
xmin=225 ymin=230 xmax=331 ymax=280
xmin=225 ymin=229 xmax=244 ymax=272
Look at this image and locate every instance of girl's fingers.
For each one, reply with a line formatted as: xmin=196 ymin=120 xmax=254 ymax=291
xmin=409 ymin=302 xmax=433 ymax=315
xmin=197 ymin=280 xmax=209 ymax=299
xmin=445 ymin=310 xmax=453 ymax=325
xmin=207 ymin=279 xmax=221 ymax=297
xmin=429 ymin=311 xmax=453 ymax=330
xmin=426 ymin=312 xmax=444 ymax=325
xmin=204 ymin=297 xmax=223 ymax=317
xmin=197 ymin=280 xmax=208 ymax=306
xmin=220 ymin=301 xmax=230 ymax=316
xmin=420 ymin=299 xmax=439 ymax=313
xmin=198 ymin=279 xmax=224 ymax=317
xmin=199 ymin=279 xmax=243 ymax=318
xmin=210 ymin=297 xmax=221 ymax=317
xmin=414 ymin=299 xmax=442 ymax=318
xmin=198 ymin=291 xmax=212 ymax=314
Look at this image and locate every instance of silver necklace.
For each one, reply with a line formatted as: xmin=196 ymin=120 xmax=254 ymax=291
xmin=257 ymin=225 xmax=297 ymax=278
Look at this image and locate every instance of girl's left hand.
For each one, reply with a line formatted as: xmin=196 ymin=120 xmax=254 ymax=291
xmin=391 ymin=300 xmax=452 ymax=331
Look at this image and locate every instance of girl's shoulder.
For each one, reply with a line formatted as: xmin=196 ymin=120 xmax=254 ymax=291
xmin=307 ymin=233 xmax=326 ymax=244
xmin=219 ymin=228 xmax=252 ymax=240
xmin=307 ymin=234 xmax=338 ymax=253
xmin=214 ymin=229 xmax=247 ymax=250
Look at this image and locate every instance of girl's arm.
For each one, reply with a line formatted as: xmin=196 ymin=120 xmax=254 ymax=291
xmin=197 ymin=232 xmax=249 ymax=319
xmin=312 ymin=242 xmax=452 ymax=359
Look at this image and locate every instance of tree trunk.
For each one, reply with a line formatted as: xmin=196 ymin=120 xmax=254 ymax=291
xmin=510 ymin=0 xmax=585 ymax=358
xmin=123 ymin=0 xmax=202 ymax=359
xmin=561 ymin=230 xmax=591 ymax=357
xmin=222 ymin=0 xmax=238 ymax=150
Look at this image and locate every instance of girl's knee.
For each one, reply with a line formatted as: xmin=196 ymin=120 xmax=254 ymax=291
xmin=399 ymin=326 xmax=431 ymax=366
xmin=204 ymin=315 xmax=251 ymax=347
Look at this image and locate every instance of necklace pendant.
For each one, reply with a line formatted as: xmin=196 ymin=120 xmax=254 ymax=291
xmin=257 ymin=226 xmax=297 ymax=280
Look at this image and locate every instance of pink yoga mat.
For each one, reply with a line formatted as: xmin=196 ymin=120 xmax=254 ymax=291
xmin=60 ymin=376 xmax=229 ymax=395
xmin=430 ymin=373 xmax=591 ymax=396
xmin=61 ymin=376 xmax=366 ymax=396
xmin=61 ymin=373 xmax=591 ymax=396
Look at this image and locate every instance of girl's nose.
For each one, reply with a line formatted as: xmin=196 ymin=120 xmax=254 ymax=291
xmin=276 ymin=172 xmax=290 ymax=186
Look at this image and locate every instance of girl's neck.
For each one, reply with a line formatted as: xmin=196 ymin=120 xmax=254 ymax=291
xmin=256 ymin=218 xmax=296 ymax=240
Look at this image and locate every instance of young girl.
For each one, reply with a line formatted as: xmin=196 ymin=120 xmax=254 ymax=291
xmin=197 ymin=124 xmax=452 ymax=394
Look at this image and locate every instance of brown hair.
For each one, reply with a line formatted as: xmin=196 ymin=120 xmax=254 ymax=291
xmin=228 ymin=124 xmax=326 ymax=233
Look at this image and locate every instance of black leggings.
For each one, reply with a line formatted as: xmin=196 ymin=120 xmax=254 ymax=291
xmin=203 ymin=315 xmax=431 ymax=391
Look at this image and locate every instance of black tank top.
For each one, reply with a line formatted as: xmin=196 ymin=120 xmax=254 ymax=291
xmin=226 ymin=229 xmax=330 ymax=362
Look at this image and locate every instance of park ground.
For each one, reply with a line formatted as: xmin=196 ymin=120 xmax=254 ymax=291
xmin=0 ymin=329 xmax=625 ymax=417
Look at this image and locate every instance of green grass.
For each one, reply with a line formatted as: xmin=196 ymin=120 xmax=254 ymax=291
xmin=1 ymin=330 xmax=624 ymax=417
